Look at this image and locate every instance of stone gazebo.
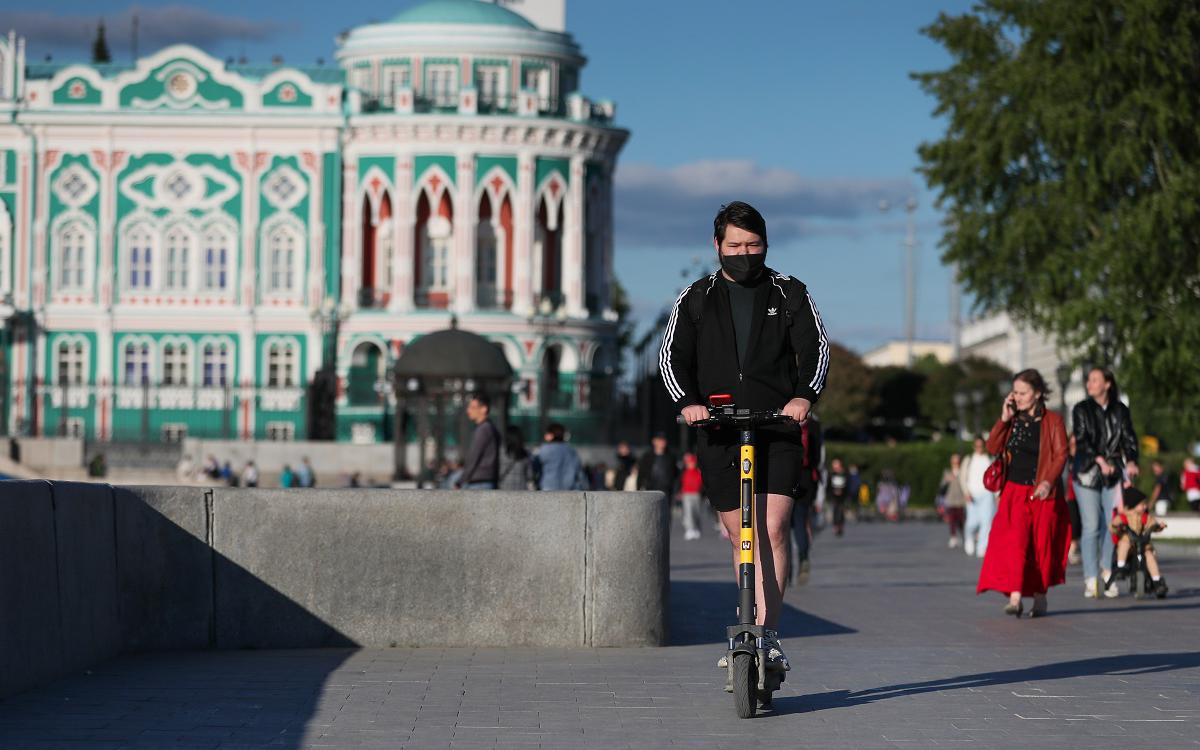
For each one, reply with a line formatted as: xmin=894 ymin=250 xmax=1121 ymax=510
xmin=392 ymin=321 xmax=514 ymax=480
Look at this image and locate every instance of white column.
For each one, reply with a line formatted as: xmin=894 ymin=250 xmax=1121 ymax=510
xmin=239 ymin=154 xmax=260 ymax=311
xmin=454 ymin=153 xmax=476 ymax=314
xmin=305 ymin=153 xmax=325 ymax=309
xmin=512 ymin=152 xmax=535 ymax=316
xmin=392 ymin=155 xmax=414 ymax=313
xmin=601 ymin=161 xmax=615 ymax=312
xmin=340 ymin=158 xmax=359 ymax=311
xmin=563 ymin=155 xmax=586 ymax=317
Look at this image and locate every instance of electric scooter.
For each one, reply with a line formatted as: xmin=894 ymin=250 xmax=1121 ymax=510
xmin=679 ymin=395 xmax=795 ymax=718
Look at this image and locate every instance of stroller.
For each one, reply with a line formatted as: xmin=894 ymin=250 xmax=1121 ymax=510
xmin=1103 ymin=509 xmax=1168 ymax=599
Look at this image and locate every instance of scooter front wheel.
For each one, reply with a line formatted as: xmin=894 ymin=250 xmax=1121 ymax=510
xmin=732 ymin=653 xmax=756 ymax=719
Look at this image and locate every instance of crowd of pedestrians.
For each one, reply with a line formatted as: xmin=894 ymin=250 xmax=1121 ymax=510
xmin=945 ymin=365 xmax=1179 ymax=618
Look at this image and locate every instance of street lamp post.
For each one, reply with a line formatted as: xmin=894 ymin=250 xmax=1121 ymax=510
xmin=527 ymin=297 xmax=567 ymax=433
xmin=1056 ymin=362 xmax=1072 ymax=419
xmin=953 ymin=391 xmax=969 ymax=441
xmin=878 ymin=196 xmax=919 ymax=367
xmin=970 ymin=388 xmax=984 ymax=437
xmin=1097 ymin=315 xmax=1116 ymax=367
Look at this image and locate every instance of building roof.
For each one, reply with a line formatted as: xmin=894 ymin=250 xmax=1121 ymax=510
xmin=389 ymin=0 xmax=537 ymax=29
xmin=393 ymin=327 xmax=514 ymax=382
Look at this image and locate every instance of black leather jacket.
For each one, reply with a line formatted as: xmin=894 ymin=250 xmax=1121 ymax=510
xmin=1071 ymin=398 xmax=1138 ymax=489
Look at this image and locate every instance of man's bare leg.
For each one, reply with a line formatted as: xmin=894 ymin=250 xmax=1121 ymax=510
xmin=719 ymin=492 xmax=795 ymax=628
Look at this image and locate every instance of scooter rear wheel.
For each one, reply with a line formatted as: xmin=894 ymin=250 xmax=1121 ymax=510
xmin=732 ymin=653 xmax=756 ymax=719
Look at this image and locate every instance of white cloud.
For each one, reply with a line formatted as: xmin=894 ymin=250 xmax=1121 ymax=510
xmin=614 ymin=159 xmax=915 ymax=248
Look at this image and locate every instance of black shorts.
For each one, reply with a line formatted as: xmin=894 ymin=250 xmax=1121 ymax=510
xmin=697 ymin=427 xmax=809 ymax=512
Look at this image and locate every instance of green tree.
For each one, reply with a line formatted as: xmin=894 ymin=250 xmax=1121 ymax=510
xmin=91 ymin=21 xmax=111 ymax=64
xmin=914 ymin=0 xmax=1200 ymax=436
xmin=816 ymin=342 xmax=877 ymax=434
xmin=919 ymin=357 xmax=1012 ymax=432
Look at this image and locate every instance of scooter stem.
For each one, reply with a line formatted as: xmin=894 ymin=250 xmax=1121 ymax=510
xmin=738 ymin=428 xmax=756 ymax=626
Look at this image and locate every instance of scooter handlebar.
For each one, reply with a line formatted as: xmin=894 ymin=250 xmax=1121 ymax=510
xmin=676 ymin=409 xmax=795 ymax=428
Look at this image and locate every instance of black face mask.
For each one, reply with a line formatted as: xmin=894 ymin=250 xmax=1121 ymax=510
xmin=719 ymin=252 xmax=766 ymax=284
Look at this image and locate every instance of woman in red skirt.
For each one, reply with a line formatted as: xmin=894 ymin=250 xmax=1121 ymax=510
xmin=977 ymin=368 xmax=1070 ymax=617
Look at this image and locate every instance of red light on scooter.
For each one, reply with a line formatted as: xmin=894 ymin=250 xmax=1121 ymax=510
xmin=708 ymin=393 xmax=733 ymax=407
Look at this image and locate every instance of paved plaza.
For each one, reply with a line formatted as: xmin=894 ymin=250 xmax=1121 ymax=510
xmin=2 ymin=514 xmax=1198 ymax=749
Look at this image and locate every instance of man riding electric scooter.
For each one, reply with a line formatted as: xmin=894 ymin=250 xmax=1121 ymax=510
xmin=661 ymin=201 xmax=830 ymax=675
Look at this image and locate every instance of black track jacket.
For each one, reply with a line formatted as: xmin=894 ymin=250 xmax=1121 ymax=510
xmin=659 ymin=268 xmax=829 ymax=411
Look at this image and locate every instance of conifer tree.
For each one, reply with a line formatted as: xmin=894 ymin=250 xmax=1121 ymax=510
xmin=91 ymin=20 xmax=111 ymax=64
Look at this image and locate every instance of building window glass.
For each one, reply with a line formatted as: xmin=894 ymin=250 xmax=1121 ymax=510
xmin=127 ymin=225 xmax=154 ymax=290
xmin=57 ymin=223 xmax=88 ymax=290
xmin=164 ymin=226 xmax=192 ymax=291
xmin=123 ymin=340 xmax=152 ymax=385
xmin=267 ymin=340 xmax=297 ymax=387
xmin=56 ymin=339 xmax=86 ymax=386
xmin=202 ymin=228 xmax=230 ymax=291
xmin=202 ymin=341 xmax=231 ymax=387
xmin=476 ymin=65 xmax=505 ymax=106
xmin=427 ymin=65 xmax=458 ymax=107
xmin=162 ymin=341 xmax=190 ymax=386
xmin=381 ymin=65 xmax=410 ymax=106
xmin=267 ymin=227 xmax=298 ymax=293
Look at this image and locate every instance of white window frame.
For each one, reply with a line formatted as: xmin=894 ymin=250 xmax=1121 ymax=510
xmin=265 ymin=421 xmax=295 ymax=441
xmin=55 ymin=220 xmax=90 ymax=292
xmin=54 ymin=336 xmax=88 ymax=386
xmin=381 ymin=64 xmax=410 ymax=106
xmin=163 ymin=224 xmax=193 ymax=291
xmin=262 ymin=218 xmax=303 ymax=299
xmin=201 ymin=224 xmax=233 ymax=292
xmin=264 ymin=337 xmax=299 ymax=388
xmin=120 ymin=336 xmax=155 ymax=386
xmin=475 ymin=65 xmax=506 ymax=106
xmin=0 ymin=199 xmax=11 ymax=297
xmin=125 ymin=222 xmax=156 ymax=291
xmin=426 ymin=64 xmax=458 ymax=107
xmin=200 ymin=337 xmax=234 ymax=387
xmin=161 ymin=423 xmax=188 ymax=443
xmin=160 ymin=337 xmax=191 ymax=386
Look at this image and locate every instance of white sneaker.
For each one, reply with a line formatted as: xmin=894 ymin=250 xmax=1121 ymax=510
xmin=975 ymin=548 xmax=986 ymax=559
xmin=948 ymin=536 xmax=960 ymax=549
xmin=964 ymin=539 xmax=975 ymax=556
xmin=1101 ymin=572 xmax=1120 ymax=598
xmin=1084 ymin=577 xmax=1098 ymax=598
xmin=717 ymin=655 xmax=728 ymax=668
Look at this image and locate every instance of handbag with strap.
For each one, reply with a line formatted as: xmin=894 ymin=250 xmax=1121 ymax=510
xmin=983 ymin=455 xmax=1007 ymax=493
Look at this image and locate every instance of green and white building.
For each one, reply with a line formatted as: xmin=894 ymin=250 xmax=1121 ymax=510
xmin=0 ymin=0 xmax=627 ymax=446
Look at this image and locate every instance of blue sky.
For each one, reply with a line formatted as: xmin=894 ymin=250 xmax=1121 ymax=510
xmin=5 ymin=0 xmax=975 ymax=353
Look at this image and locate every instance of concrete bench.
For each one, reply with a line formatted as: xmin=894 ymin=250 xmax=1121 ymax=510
xmin=0 ymin=483 xmax=668 ymax=699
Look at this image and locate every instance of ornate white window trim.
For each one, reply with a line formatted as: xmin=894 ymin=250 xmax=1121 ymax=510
xmin=122 ymin=218 xmax=157 ymax=293
xmin=262 ymin=335 xmax=299 ymax=388
xmin=52 ymin=215 xmax=93 ymax=294
xmin=119 ymin=335 xmax=156 ymax=386
xmin=0 ymin=199 xmax=10 ymax=298
xmin=198 ymin=335 xmax=235 ymax=388
xmin=261 ymin=215 xmax=304 ymax=301
xmin=53 ymin=334 xmax=89 ymax=386
xmin=160 ymin=335 xmax=193 ymax=386
xmin=262 ymin=164 xmax=307 ymax=211
xmin=52 ymin=164 xmax=99 ymax=209
xmin=199 ymin=219 xmax=236 ymax=294
xmin=162 ymin=223 xmax=194 ymax=292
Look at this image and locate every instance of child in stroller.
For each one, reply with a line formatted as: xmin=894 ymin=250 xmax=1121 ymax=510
xmin=1104 ymin=486 xmax=1168 ymax=599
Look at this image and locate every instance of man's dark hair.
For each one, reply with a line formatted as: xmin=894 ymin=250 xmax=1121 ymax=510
xmin=713 ymin=201 xmax=768 ymax=248
xmin=469 ymin=393 xmax=491 ymax=410
xmin=546 ymin=423 xmax=566 ymax=442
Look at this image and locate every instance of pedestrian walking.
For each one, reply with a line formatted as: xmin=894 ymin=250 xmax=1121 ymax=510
xmin=977 ymin=369 xmax=1071 ymax=618
xmin=1071 ymin=367 xmax=1139 ymax=598
xmin=876 ymin=470 xmax=900 ymax=521
xmin=611 ymin=441 xmax=637 ymax=490
xmin=1149 ymin=459 xmax=1174 ymax=515
xmin=497 ymin=425 xmax=532 ymax=490
xmin=962 ymin=437 xmax=997 ymax=557
xmin=280 ymin=464 xmax=295 ymax=488
xmin=241 ymin=460 xmax=259 ymax=488
xmin=679 ymin=453 xmax=704 ymax=540
xmin=532 ymin=423 xmax=585 ymax=490
xmin=457 ymin=393 xmax=500 ymax=490
xmin=295 ymin=456 xmax=316 ymax=488
xmin=941 ymin=454 xmax=968 ymax=548
xmin=827 ymin=457 xmax=850 ymax=537
xmin=637 ymin=432 xmax=679 ymax=497
xmin=1181 ymin=458 xmax=1200 ymax=512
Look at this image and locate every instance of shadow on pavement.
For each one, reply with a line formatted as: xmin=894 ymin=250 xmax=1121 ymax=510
xmin=669 ymin=580 xmax=856 ymax=646
xmin=773 ymin=651 xmax=1200 ymax=716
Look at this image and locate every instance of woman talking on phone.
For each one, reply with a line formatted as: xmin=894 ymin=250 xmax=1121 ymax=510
xmin=976 ymin=369 xmax=1071 ymax=617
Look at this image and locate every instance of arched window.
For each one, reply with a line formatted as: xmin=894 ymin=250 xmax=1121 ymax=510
xmin=56 ymin=338 xmax=86 ymax=386
xmin=126 ymin=224 xmax=155 ymax=290
xmin=57 ymin=222 xmax=88 ymax=290
xmin=266 ymin=225 xmax=299 ymax=294
xmin=202 ymin=340 xmax=232 ymax=387
xmin=162 ymin=340 xmax=190 ymax=385
xmin=202 ymin=226 xmax=231 ymax=291
xmin=122 ymin=339 xmax=152 ymax=385
xmin=164 ymin=225 xmax=192 ymax=291
xmin=415 ymin=187 xmax=453 ymax=306
xmin=267 ymin=340 xmax=297 ymax=387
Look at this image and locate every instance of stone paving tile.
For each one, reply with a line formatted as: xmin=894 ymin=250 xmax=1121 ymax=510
xmin=2 ymin=521 xmax=1199 ymax=749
